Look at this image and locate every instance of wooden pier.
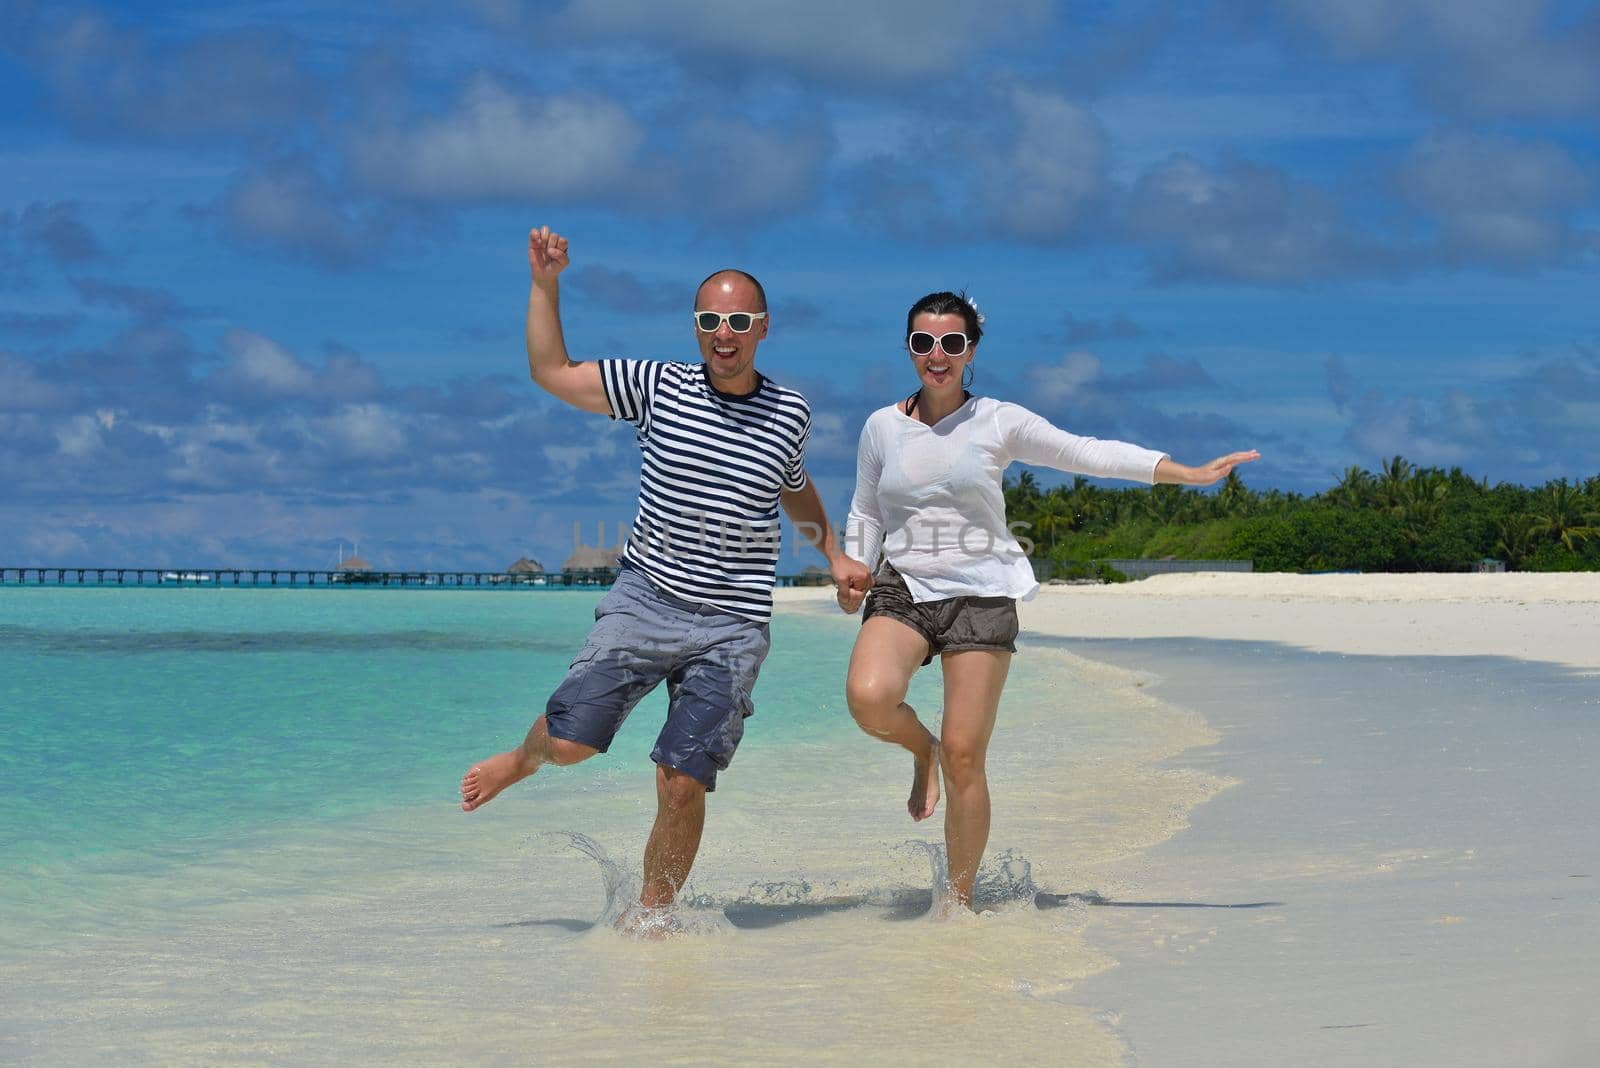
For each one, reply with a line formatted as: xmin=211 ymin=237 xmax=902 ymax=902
xmin=0 ymin=567 xmax=819 ymax=588
xmin=0 ymin=567 xmax=620 ymax=588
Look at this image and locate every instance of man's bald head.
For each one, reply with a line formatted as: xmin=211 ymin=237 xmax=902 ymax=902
xmin=695 ymin=269 xmax=767 ymax=312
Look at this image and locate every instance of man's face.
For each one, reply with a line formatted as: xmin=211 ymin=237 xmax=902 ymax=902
xmin=693 ymin=275 xmax=767 ymax=392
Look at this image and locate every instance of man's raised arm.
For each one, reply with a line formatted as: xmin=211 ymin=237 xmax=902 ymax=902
xmin=526 ymin=226 xmax=611 ymax=415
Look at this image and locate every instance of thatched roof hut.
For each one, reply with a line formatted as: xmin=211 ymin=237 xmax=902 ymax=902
xmin=794 ymin=565 xmax=831 ymax=587
xmin=562 ymin=545 xmax=622 ymax=571
xmin=336 ymin=555 xmax=372 ymax=572
xmin=506 ymin=556 xmax=544 ymax=574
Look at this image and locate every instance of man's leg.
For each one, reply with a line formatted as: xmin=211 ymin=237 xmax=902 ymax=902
xmin=460 ymin=715 xmax=598 ymax=812
xmin=844 ymin=616 xmax=941 ymax=820
xmin=462 ymin=573 xmax=672 ymax=812
xmin=631 ymin=613 xmax=767 ymax=917
xmin=638 ymin=764 xmax=707 ymax=908
xmin=938 ymin=649 xmax=1011 ymax=910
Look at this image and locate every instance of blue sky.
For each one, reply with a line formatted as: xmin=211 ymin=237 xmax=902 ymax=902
xmin=2 ymin=0 xmax=1598 ymax=570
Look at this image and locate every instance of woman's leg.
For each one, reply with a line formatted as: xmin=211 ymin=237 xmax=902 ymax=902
xmin=937 ymin=649 xmax=1012 ymax=910
xmin=844 ymin=616 xmax=941 ymax=820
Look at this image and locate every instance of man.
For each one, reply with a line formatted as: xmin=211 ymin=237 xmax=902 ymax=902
xmin=460 ymin=226 xmax=869 ymax=930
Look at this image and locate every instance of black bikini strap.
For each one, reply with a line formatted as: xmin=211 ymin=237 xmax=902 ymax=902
xmin=905 ymin=390 xmax=972 ymax=419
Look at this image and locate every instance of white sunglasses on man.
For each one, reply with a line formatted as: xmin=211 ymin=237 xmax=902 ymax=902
xmin=694 ymin=311 xmax=767 ymax=333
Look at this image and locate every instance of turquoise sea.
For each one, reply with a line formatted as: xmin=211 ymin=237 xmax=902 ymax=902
xmin=5 ymin=586 xmax=1216 ymax=1063
xmin=0 ymin=587 xmax=873 ymax=920
xmin=9 ymin=585 xmax=1595 ymax=1064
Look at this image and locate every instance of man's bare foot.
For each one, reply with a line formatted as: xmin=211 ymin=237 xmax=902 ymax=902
xmin=908 ymin=737 xmax=940 ymax=821
xmin=460 ymin=749 xmax=531 ymax=811
xmin=616 ymin=902 xmax=679 ymax=940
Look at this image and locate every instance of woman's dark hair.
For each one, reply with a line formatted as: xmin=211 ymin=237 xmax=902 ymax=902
xmin=905 ymin=290 xmax=984 ymax=344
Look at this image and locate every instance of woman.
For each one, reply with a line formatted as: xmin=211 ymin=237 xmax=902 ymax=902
xmin=839 ymin=291 xmax=1258 ymax=913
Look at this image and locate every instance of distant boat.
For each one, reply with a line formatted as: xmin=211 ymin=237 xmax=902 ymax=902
xmin=159 ymin=572 xmax=213 ymax=583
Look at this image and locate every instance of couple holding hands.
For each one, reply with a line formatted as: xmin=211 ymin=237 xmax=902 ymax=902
xmin=459 ymin=226 xmax=1257 ymax=927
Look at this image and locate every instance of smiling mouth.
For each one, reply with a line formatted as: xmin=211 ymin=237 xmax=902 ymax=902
xmin=927 ymin=363 xmax=950 ymax=374
xmin=713 ymin=344 xmax=738 ymax=357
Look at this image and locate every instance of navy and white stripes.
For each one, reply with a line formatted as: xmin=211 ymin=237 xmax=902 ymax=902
xmin=600 ymin=359 xmax=810 ymax=621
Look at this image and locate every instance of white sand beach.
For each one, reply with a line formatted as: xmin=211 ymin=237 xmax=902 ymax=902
xmin=782 ymin=570 xmax=1600 ymax=669
xmin=1021 ymin=571 xmax=1600 ymax=671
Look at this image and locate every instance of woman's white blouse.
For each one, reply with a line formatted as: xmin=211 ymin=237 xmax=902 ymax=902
xmin=843 ymin=397 xmax=1167 ymax=603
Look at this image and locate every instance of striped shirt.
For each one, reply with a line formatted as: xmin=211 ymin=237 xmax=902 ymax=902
xmin=600 ymin=359 xmax=811 ymax=621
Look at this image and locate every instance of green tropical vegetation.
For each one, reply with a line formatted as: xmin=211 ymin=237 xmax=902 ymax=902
xmin=1003 ymin=458 xmax=1600 ymax=573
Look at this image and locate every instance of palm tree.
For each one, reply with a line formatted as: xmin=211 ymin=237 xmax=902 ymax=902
xmin=1005 ymin=470 xmax=1041 ymax=514
xmin=1528 ymin=480 xmax=1600 ymax=552
xmin=1142 ymin=484 xmax=1191 ymax=524
xmin=1031 ymin=492 xmax=1079 ymax=554
xmin=1402 ymin=468 xmax=1450 ymax=525
xmin=1100 ymin=490 xmax=1129 ymax=527
xmin=1215 ymin=469 xmax=1255 ymax=517
xmin=1492 ymin=516 xmax=1538 ymax=570
xmin=1327 ymin=465 xmax=1374 ymax=510
xmin=1376 ymin=455 xmax=1413 ymax=513
xmin=1063 ymin=476 xmax=1102 ymax=530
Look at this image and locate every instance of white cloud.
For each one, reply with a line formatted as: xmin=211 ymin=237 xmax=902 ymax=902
xmin=222 ymin=329 xmax=317 ymax=395
xmin=1395 ymin=130 xmax=1593 ymax=266
xmin=979 ymin=89 xmax=1107 ymax=241
xmin=1023 ymin=350 xmax=1103 ymax=407
xmin=28 ymin=12 xmax=318 ymax=138
xmin=637 ymin=115 xmax=833 ymax=220
xmin=548 ymin=0 xmax=1053 ymax=85
xmin=224 ymin=159 xmax=377 ymax=266
xmin=55 ymin=412 xmax=106 ymax=457
xmin=1276 ymin=0 xmax=1600 ymax=117
xmin=347 ymin=77 xmax=642 ymax=201
xmin=319 ymin=403 xmax=407 ymax=461
xmin=1326 ymin=350 xmax=1600 ymax=479
xmin=0 ymin=353 xmax=75 ymax=411
xmin=1125 ymin=153 xmax=1377 ymax=283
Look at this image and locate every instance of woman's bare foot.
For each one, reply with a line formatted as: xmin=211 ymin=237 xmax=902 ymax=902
xmin=460 ymin=749 xmax=533 ymax=811
xmin=908 ymin=737 xmax=940 ymax=821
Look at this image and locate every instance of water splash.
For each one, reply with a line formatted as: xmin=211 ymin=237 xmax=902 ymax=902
xmin=533 ymin=833 xmax=1051 ymax=932
xmin=535 ymin=831 xmax=732 ymax=939
xmin=552 ymin=831 xmax=639 ymax=929
xmin=899 ymin=842 xmax=1042 ymax=918
xmin=975 ymin=849 xmax=1039 ymax=906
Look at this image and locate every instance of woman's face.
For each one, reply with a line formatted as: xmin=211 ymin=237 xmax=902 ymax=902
xmin=908 ymin=311 xmax=974 ymax=391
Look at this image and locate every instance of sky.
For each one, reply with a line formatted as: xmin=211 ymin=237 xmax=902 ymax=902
xmin=2 ymin=0 xmax=1598 ymax=572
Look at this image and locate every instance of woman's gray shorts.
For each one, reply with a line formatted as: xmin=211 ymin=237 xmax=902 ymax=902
xmin=544 ymin=567 xmax=770 ymax=790
xmin=861 ymin=563 xmax=1019 ymax=667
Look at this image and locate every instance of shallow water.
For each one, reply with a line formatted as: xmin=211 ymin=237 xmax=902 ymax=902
xmin=1 ymin=589 xmax=1221 ymax=1064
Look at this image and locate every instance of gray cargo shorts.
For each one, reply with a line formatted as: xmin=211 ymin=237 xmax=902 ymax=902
xmin=543 ymin=567 xmax=770 ymax=790
xmin=862 ymin=562 xmax=1019 ymax=667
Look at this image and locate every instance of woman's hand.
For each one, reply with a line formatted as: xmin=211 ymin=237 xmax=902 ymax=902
xmin=1156 ymin=450 xmax=1260 ymax=486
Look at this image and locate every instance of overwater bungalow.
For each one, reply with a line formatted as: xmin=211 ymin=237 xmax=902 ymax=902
xmin=505 ymin=556 xmax=546 ymax=585
xmin=561 ymin=545 xmax=621 ymax=585
xmin=333 ymin=554 xmax=376 ymax=584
